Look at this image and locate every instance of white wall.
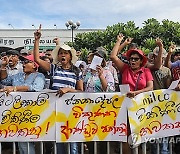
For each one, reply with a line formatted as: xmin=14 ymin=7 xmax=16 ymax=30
xmin=0 ymin=29 xmax=103 ymax=50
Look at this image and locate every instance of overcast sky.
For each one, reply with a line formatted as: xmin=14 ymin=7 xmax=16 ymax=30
xmin=0 ymin=0 xmax=179 ymax=29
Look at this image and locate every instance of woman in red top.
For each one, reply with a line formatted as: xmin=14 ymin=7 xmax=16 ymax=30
xmin=110 ymin=33 xmax=153 ymax=98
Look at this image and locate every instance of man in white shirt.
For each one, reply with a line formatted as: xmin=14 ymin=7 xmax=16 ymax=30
xmin=5 ymin=50 xmax=23 ymax=76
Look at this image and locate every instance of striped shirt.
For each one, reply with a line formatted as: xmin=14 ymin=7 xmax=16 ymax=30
xmin=50 ymin=64 xmax=83 ymax=90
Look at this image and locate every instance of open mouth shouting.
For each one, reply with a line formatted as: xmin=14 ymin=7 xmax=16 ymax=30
xmin=61 ymin=57 xmax=67 ymax=64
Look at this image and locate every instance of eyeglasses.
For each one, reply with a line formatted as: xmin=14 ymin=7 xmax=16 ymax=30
xmin=129 ymin=57 xmax=140 ymax=61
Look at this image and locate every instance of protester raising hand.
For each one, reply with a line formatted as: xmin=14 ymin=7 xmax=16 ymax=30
xmin=124 ymin=37 xmax=133 ymax=46
xmin=169 ymin=43 xmax=176 ymax=53
xmin=164 ymin=43 xmax=177 ymax=68
xmin=33 ymin=24 xmax=52 ymax=71
xmin=155 ymin=38 xmax=163 ymax=48
xmin=1 ymin=56 xmax=9 ymax=68
xmin=32 ymin=24 xmax=83 ymax=154
xmin=117 ymin=33 xmax=124 ymax=42
xmin=34 ymin=24 xmax=42 ymax=40
xmin=111 ymin=34 xmax=153 ymax=98
xmin=53 ymin=37 xmax=60 ymax=46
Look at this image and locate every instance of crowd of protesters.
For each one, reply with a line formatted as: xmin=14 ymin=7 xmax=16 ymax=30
xmin=0 ymin=25 xmax=180 ymax=154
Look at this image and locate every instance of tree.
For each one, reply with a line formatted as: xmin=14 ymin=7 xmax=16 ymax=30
xmin=66 ymin=18 xmax=180 ymax=59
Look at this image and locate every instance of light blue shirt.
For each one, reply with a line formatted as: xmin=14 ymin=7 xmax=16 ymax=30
xmin=1 ymin=72 xmax=45 ymax=91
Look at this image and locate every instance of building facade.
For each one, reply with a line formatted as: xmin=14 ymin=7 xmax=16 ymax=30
xmin=0 ymin=28 xmax=102 ymax=52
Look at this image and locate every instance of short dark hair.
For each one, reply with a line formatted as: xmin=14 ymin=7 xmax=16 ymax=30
xmin=0 ymin=52 xmax=6 ymax=57
xmin=7 ymin=50 xmax=20 ymax=56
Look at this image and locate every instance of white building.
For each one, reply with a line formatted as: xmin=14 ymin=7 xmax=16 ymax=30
xmin=0 ymin=28 xmax=103 ymax=52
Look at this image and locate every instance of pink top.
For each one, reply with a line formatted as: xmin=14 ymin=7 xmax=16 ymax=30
xmin=121 ymin=64 xmax=153 ymax=91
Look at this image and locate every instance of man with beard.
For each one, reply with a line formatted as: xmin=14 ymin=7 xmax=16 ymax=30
xmin=0 ymin=54 xmax=45 ymax=154
xmin=0 ymin=50 xmax=24 ymax=153
xmin=4 ymin=50 xmax=23 ymax=76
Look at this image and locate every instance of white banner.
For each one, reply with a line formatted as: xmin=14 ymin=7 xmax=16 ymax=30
xmin=56 ymin=92 xmax=127 ymax=142
xmin=0 ymin=89 xmax=180 ymax=144
xmin=128 ymin=89 xmax=180 ymax=146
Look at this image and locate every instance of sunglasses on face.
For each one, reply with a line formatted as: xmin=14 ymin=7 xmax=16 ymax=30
xmin=129 ymin=57 xmax=141 ymax=62
xmin=45 ymin=53 xmax=51 ymax=56
xmin=23 ymin=60 xmax=33 ymax=64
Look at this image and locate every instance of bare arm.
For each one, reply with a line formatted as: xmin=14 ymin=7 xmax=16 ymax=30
xmin=164 ymin=44 xmax=176 ymax=68
xmin=33 ymin=24 xmax=50 ymax=71
xmin=110 ymin=34 xmax=130 ymax=71
xmin=126 ymin=80 xmax=153 ymax=98
xmin=134 ymin=80 xmax=153 ymax=95
xmin=147 ymin=38 xmax=164 ymax=70
xmin=0 ymin=86 xmax=30 ymax=95
xmin=56 ymin=79 xmax=83 ymax=97
xmin=76 ymin=79 xmax=83 ymax=91
xmin=0 ymin=69 xmax=8 ymax=80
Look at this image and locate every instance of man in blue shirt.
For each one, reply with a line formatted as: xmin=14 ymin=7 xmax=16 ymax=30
xmin=0 ymin=54 xmax=45 ymax=154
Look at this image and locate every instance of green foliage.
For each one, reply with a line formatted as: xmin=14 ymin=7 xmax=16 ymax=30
xmin=68 ymin=18 xmax=180 ymax=60
xmin=141 ymin=38 xmax=156 ymax=52
xmin=79 ymin=48 xmax=89 ymax=63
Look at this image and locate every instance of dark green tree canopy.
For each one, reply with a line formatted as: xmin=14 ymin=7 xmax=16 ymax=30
xmin=67 ymin=18 xmax=180 ymax=62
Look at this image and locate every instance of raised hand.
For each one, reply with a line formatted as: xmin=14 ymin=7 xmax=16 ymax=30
xmin=156 ymin=38 xmax=163 ymax=48
xmin=34 ymin=24 xmax=42 ymax=40
xmin=124 ymin=37 xmax=133 ymax=45
xmin=117 ymin=33 xmax=124 ymax=42
xmin=96 ymin=65 xmax=103 ymax=77
xmin=53 ymin=37 xmax=60 ymax=45
xmin=1 ymin=56 xmax=9 ymax=68
xmin=169 ymin=43 xmax=176 ymax=53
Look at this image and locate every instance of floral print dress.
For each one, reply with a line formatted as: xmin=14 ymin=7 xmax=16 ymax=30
xmin=83 ymin=69 xmax=115 ymax=92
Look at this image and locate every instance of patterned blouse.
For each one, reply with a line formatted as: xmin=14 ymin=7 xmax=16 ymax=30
xmin=83 ymin=69 xmax=115 ymax=92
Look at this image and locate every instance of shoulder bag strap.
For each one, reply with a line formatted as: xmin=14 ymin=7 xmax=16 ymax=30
xmin=135 ymin=72 xmax=142 ymax=91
